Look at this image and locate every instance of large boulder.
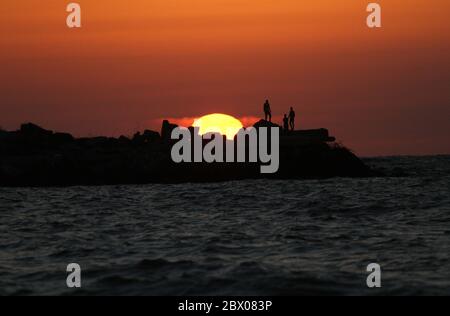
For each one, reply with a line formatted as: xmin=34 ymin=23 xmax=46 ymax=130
xmin=118 ymin=135 xmax=131 ymax=145
xmin=20 ymin=123 xmax=53 ymax=137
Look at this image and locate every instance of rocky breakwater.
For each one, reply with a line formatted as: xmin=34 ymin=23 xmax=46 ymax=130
xmin=0 ymin=122 xmax=374 ymax=186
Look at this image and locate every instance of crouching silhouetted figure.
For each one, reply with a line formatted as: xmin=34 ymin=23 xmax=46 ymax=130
xmin=289 ymin=107 xmax=296 ymax=131
xmin=264 ymin=100 xmax=272 ymax=122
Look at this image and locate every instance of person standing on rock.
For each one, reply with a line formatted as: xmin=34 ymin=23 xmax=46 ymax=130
xmin=263 ymin=100 xmax=272 ymax=122
xmin=283 ymin=114 xmax=289 ymax=133
xmin=289 ymin=107 xmax=296 ymax=131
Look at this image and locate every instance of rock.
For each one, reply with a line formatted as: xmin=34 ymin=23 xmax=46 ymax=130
xmin=132 ymin=132 xmax=143 ymax=144
xmin=0 ymin=129 xmax=8 ymax=141
xmin=281 ymin=129 xmax=336 ymax=146
xmin=20 ymin=123 xmax=53 ymax=137
xmin=133 ymin=130 xmax=160 ymax=145
xmin=118 ymin=135 xmax=131 ymax=145
xmin=292 ymin=129 xmax=329 ymax=139
xmin=143 ymin=130 xmax=160 ymax=142
xmin=253 ymin=119 xmax=281 ymax=129
xmin=77 ymin=136 xmax=110 ymax=147
xmin=161 ymin=120 xmax=178 ymax=141
xmin=52 ymin=132 xmax=74 ymax=144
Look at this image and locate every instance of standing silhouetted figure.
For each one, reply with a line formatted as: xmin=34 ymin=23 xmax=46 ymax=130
xmin=283 ymin=114 xmax=289 ymax=132
xmin=263 ymin=100 xmax=272 ymax=122
xmin=289 ymin=107 xmax=296 ymax=131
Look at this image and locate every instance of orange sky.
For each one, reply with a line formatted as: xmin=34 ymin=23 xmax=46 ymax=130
xmin=1 ymin=0 xmax=449 ymax=156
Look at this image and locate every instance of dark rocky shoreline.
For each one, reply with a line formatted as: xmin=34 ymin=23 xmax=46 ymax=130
xmin=0 ymin=122 xmax=375 ymax=187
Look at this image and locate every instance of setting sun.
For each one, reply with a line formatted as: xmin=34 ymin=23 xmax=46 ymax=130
xmin=193 ymin=114 xmax=244 ymax=140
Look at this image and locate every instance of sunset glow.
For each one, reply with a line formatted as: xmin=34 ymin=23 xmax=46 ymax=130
xmin=193 ymin=114 xmax=244 ymax=140
xmin=1 ymin=1 xmax=450 ymax=155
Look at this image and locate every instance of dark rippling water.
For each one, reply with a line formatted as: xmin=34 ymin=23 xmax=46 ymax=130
xmin=1 ymin=156 xmax=450 ymax=296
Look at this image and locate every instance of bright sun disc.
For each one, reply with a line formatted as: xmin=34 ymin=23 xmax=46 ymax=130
xmin=193 ymin=113 xmax=244 ymax=140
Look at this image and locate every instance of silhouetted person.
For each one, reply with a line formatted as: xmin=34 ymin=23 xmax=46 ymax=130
xmin=289 ymin=107 xmax=296 ymax=131
xmin=283 ymin=114 xmax=289 ymax=132
xmin=263 ymin=100 xmax=272 ymax=122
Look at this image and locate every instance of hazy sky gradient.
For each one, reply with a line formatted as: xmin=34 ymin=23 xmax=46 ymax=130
xmin=1 ymin=0 xmax=449 ymax=156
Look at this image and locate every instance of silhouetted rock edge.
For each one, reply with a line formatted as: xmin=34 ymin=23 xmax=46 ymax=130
xmin=0 ymin=122 xmax=375 ymax=187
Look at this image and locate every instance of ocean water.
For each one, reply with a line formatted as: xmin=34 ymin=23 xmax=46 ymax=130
xmin=0 ymin=156 xmax=449 ymax=296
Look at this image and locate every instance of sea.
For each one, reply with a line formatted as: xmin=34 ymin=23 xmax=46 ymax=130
xmin=0 ymin=155 xmax=449 ymax=296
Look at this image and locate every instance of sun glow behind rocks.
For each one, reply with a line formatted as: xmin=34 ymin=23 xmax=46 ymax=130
xmin=193 ymin=113 xmax=244 ymax=140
